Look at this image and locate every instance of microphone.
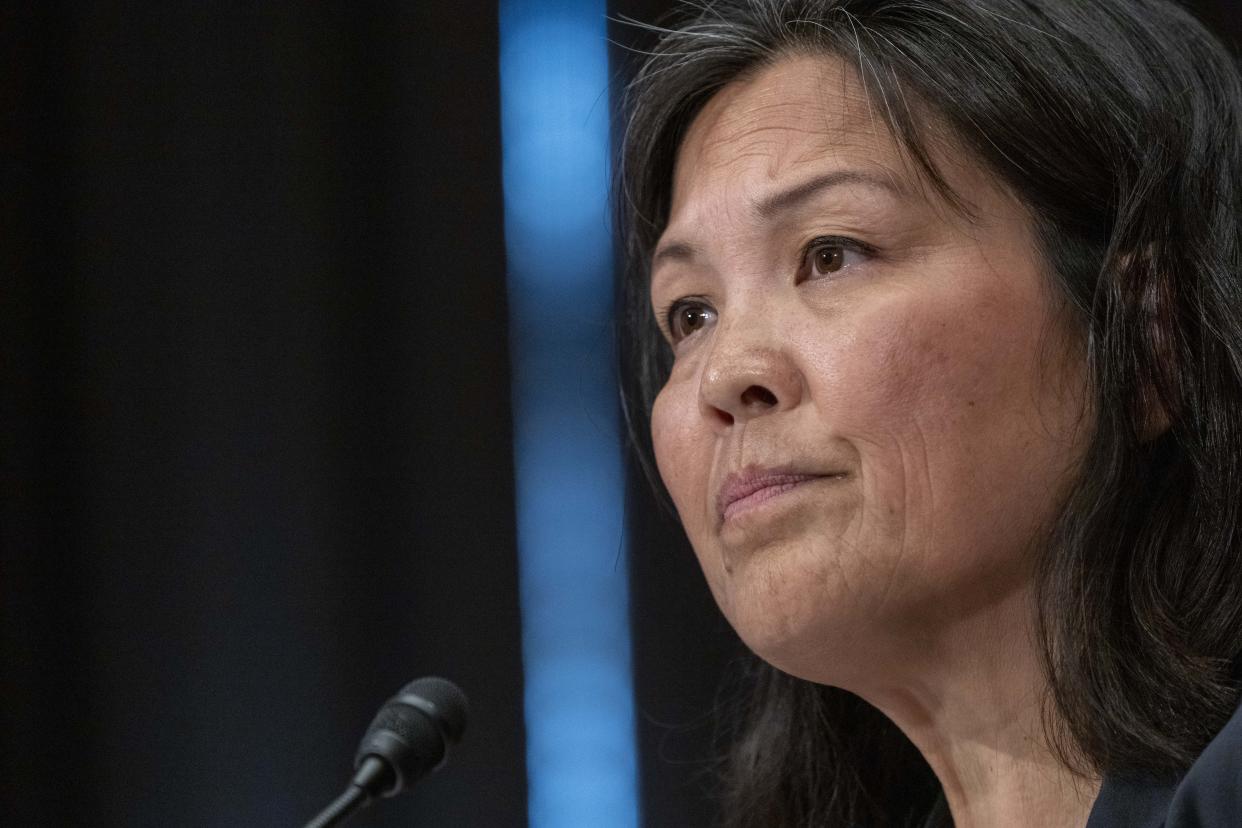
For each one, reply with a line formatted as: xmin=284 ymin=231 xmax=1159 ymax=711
xmin=304 ymin=676 xmax=469 ymax=828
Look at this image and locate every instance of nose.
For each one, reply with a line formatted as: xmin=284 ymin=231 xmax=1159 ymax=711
xmin=698 ymin=324 xmax=803 ymax=430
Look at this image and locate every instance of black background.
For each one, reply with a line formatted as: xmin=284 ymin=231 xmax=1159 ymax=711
xmin=3 ymin=2 xmax=1237 ymax=826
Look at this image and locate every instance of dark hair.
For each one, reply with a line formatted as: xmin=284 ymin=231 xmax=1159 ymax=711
xmin=616 ymin=1 xmax=1242 ymax=825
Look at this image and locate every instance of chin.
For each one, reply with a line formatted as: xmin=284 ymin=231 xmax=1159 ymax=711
xmin=740 ymin=628 xmax=852 ymax=686
xmin=710 ymin=537 xmax=912 ymax=688
xmin=721 ymin=586 xmax=862 ymax=686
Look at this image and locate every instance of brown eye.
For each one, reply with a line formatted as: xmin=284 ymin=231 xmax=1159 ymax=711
xmin=811 ymin=243 xmax=845 ymax=276
xmin=666 ymin=300 xmax=716 ymax=344
xmin=804 ymin=237 xmax=870 ymax=280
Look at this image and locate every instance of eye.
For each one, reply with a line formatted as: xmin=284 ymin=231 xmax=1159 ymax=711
xmin=802 ymin=236 xmax=871 ymax=280
xmin=662 ymin=298 xmax=716 ymax=345
xmin=812 ymin=244 xmax=846 ymax=275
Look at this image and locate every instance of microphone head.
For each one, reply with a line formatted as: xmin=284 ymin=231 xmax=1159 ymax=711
xmin=395 ymin=676 xmax=469 ymax=744
xmin=354 ymin=676 xmax=469 ymax=797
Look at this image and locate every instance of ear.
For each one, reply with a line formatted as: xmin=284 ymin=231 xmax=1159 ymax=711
xmin=1136 ymin=274 xmax=1176 ymax=443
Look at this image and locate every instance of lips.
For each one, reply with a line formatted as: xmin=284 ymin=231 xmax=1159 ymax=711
xmin=717 ymin=466 xmax=845 ymax=524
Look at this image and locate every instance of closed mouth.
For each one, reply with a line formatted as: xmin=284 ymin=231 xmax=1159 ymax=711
xmin=718 ymin=469 xmax=847 ymax=524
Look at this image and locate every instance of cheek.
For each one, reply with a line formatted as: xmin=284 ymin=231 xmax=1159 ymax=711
xmin=652 ymin=372 xmax=738 ymax=607
xmin=830 ymin=290 xmax=1083 ymax=606
xmin=803 ymin=308 xmax=986 ymax=440
xmin=651 ymin=377 xmax=708 ymax=524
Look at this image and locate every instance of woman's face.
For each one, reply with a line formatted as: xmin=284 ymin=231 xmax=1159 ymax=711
xmin=649 ymin=55 xmax=1090 ymax=685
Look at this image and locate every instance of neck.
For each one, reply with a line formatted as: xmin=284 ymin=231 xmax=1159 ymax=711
xmin=850 ymin=585 xmax=1100 ymax=828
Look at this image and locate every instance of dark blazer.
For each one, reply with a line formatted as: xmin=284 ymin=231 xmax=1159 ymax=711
xmin=1086 ymin=697 xmax=1242 ymax=827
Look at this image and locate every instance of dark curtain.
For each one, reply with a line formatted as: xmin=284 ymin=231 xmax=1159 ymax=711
xmin=3 ymin=3 xmax=525 ymax=826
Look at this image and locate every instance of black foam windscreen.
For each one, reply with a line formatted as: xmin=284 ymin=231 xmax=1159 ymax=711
xmin=394 ymin=677 xmax=469 ymax=743
xmin=353 ymin=677 xmax=469 ymax=797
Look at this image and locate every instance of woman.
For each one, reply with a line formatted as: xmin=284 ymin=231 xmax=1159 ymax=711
xmin=617 ymin=1 xmax=1242 ymax=825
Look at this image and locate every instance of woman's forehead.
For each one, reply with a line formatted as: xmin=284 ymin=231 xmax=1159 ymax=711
xmin=669 ymin=55 xmax=909 ymax=207
xmin=662 ymin=53 xmax=1012 ymax=246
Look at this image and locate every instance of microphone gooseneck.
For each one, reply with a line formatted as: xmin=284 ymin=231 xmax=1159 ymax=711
xmin=303 ymin=676 xmax=469 ymax=828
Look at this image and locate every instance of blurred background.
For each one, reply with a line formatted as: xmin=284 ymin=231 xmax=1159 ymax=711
xmin=3 ymin=2 xmax=1238 ymax=826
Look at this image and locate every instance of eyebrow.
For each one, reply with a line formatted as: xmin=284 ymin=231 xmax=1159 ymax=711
xmin=652 ymin=169 xmax=903 ymax=269
xmin=754 ymin=169 xmax=902 ymax=220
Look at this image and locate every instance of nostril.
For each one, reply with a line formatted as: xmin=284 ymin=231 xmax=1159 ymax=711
xmin=740 ymin=385 xmax=778 ymax=409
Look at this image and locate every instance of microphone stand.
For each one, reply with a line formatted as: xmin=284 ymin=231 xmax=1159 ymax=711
xmin=303 ymin=756 xmax=389 ymax=828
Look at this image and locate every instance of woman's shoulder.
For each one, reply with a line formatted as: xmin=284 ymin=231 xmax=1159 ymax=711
xmin=1087 ymin=696 xmax=1242 ymax=828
